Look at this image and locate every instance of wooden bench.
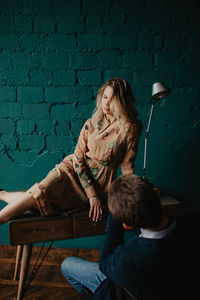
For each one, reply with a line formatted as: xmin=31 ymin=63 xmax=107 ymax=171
xmin=8 ymin=195 xmax=181 ymax=300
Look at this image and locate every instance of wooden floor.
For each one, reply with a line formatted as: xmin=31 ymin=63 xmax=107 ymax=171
xmin=0 ymin=245 xmax=100 ymax=300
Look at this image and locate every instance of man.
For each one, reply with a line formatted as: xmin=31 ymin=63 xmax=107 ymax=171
xmin=61 ymin=174 xmax=199 ymax=300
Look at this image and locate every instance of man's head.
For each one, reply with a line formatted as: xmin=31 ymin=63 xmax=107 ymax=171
xmin=108 ymin=174 xmax=163 ymax=229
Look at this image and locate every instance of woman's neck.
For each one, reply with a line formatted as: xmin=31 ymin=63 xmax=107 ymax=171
xmin=104 ymin=113 xmax=115 ymax=123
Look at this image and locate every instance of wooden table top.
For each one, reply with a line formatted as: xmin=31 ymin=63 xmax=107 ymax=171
xmin=9 ymin=195 xmax=181 ymax=246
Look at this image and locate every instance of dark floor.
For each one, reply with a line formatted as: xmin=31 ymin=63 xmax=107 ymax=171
xmin=0 ymin=245 xmax=100 ymax=300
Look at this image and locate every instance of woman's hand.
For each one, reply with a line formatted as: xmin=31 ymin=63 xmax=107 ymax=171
xmin=89 ymin=196 xmax=103 ymax=222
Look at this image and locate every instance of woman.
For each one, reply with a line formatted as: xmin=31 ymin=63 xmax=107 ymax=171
xmin=0 ymin=78 xmax=142 ymax=224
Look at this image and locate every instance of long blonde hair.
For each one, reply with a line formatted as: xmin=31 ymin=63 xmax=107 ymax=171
xmin=91 ymin=78 xmax=140 ymax=134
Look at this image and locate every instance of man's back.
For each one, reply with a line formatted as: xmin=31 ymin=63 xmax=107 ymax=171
xmin=95 ymin=212 xmax=199 ymax=300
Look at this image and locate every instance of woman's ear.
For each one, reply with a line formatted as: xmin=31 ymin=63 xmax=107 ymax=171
xmin=123 ymin=223 xmax=133 ymax=230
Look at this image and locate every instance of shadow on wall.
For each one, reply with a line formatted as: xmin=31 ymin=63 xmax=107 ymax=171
xmin=134 ymin=90 xmax=200 ymax=210
xmin=180 ymin=130 xmax=200 ymax=207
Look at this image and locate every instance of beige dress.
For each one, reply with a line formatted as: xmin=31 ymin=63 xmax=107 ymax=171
xmin=27 ymin=116 xmax=141 ymax=216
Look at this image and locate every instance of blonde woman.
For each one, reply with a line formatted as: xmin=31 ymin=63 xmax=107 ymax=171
xmin=0 ymin=78 xmax=142 ymax=224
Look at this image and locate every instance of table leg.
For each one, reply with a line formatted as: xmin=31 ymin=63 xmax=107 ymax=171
xmin=14 ymin=245 xmax=23 ymax=280
xmin=17 ymin=244 xmax=32 ymax=300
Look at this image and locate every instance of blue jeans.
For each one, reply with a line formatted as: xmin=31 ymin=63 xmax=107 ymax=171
xmin=61 ymin=256 xmax=107 ymax=294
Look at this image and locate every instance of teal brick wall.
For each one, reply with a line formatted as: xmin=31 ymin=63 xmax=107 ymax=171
xmin=0 ymin=0 xmax=200 ymax=247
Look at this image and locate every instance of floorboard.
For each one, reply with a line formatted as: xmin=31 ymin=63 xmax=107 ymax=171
xmin=0 ymin=245 xmax=100 ymax=300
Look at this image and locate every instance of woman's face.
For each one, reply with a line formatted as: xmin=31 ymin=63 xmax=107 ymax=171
xmin=101 ymin=86 xmax=114 ymax=116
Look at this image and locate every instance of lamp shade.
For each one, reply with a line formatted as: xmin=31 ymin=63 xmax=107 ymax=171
xmin=152 ymin=82 xmax=170 ymax=100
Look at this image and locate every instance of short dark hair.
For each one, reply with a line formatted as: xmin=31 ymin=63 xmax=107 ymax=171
xmin=108 ymin=174 xmax=163 ymax=228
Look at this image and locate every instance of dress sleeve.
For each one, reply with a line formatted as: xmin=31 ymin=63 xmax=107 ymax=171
xmin=73 ymin=120 xmax=97 ymax=199
xmin=120 ymin=122 xmax=141 ymax=175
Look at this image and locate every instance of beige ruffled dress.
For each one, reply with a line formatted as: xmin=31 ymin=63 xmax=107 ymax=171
xmin=26 ymin=116 xmax=141 ymax=216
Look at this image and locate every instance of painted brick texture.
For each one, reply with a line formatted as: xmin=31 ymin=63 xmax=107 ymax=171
xmin=0 ymin=0 xmax=200 ymax=235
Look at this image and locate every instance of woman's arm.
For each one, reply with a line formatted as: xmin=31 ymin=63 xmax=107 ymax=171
xmin=120 ymin=122 xmax=142 ymax=175
xmin=73 ymin=120 xmax=102 ymax=221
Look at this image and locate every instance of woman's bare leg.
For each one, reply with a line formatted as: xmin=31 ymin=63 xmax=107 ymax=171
xmin=0 ymin=190 xmax=26 ymax=203
xmin=0 ymin=192 xmax=36 ymax=225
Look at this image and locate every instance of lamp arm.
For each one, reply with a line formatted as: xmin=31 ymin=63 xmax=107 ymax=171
xmin=143 ymin=102 xmax=155 ymax=178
